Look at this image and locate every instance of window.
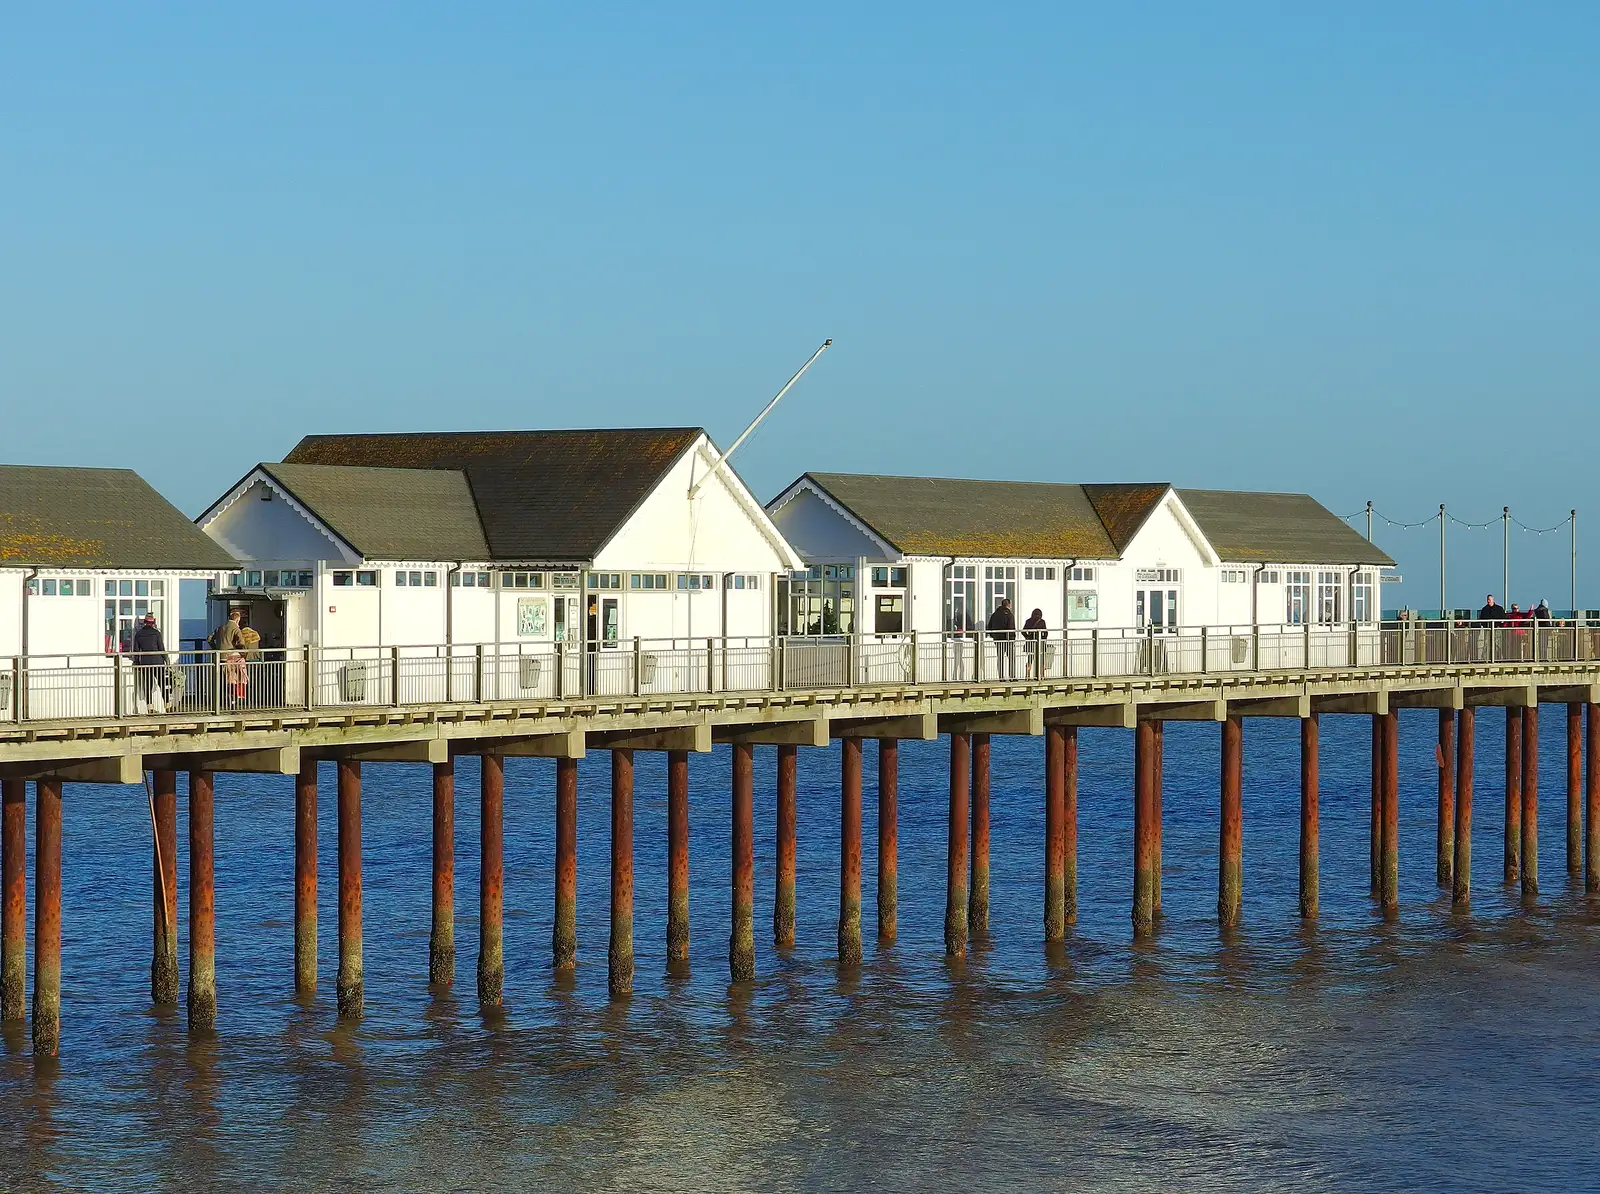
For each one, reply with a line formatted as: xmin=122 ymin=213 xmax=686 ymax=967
xmin=500 ymin=571 xmax=545 ymax=589
xmin=630 ymin=573 xmax=669 ymax=591
xmin=1134 ymin=568 xmax=1180 ymax=584
xmin=1352 ymin=572 xmax=1375 ymax=623
xmin=788 ymin=563 xmax=855 ymax=635
xmin=41 ymin=579 xmax=57 ymax=596
xmin=423 ymin=571 xmax=437 ymax=587
xmin=104 ymin=597 xmax=163 ymax=653
xmin=983 ymin=565 xmax=1017 ymax=619
xmin=356 ymin=571 xmax=378 ymax=587
xmin=1285 ymin=571 xmax=1312 ymax=625
xmin=1221 ymin=569 xmax=1249 ymax=584
xmin=119 ymin=580 xmax=133 ymax=596
xmin=245 ymin=571 xmax=262 ymax=588
xmin=588 ymin=573 xmax=623 ymax=590
xmin=871 ymin=566 xmax=908 ymax=587
xmin=1259 ymin=570 xmax=1281 ymax=585
xmin=874 ymin=594 xmax=904 ymax=634
xmin=1070 ymin=566 xmax=1096 ymax=582
xmin=1024 ymin=566 xmax=1056 ymax=581
xmin=725 ymin=574 xmax=760 ymax=590
xmin=332 ymin=571 xmax=353 ymax=587
xmin=1316 ymin=571 xmax=1344 ymax=624
xmin=395 ymin=570 xmax=430 ymax=587
xmin=946 ymin=564 xmax=977 ymax=632
xmin=675 ymin=573 xmax=715 ymax=591
xmin=452 ymin=571 xmax=494 ymax=588
xmin=1067 ymin=591 xmax=1098 ymax=621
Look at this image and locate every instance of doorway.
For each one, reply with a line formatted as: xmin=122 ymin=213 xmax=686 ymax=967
xmin=1135 ymin=587 xmax=1179 ymax=632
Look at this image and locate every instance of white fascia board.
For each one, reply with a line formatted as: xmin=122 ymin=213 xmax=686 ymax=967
xmin=769 ymin=476 xmax=899 ymax=561
xmin=1160 ymin=491 xmax=1221 ymax=567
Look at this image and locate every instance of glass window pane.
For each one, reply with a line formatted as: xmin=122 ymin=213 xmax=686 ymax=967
xmin=135 ymin=580 xmax=148 ymax=596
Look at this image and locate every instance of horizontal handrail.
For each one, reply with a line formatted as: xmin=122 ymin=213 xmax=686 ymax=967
xmin=2 ymin=618 xmax=1596 ymax=724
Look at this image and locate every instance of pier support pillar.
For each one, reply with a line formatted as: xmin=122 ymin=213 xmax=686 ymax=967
xmin=774 ymin=744 xmax=797 ymax=949
xmin=1133 ymin=721 xmax=1156 ymax=938
xmin=667 ymin=750 xmax=690 ymax=968
xmin=1522 ymin=707 xmax=1539 ymax=896
xmin=430 ymin=759 xmax=454 ymax=987
xmin=478 ymin=754 xmax=504 ymax=1005
xmin=1454 ymin=709 xmax=1475 ymax=906
xmin=1589 ymin=705 xmax=1600 ymax=898
xmin=877 ymin=740 xmax=898 ymax=942
xmin=1381 ymin=710 xmax=1399 ymax=911
xmin=1044 ymin=725 xmax=1066 ymax=941
xmin=33 ymin=778 xmax=61 ymax=1056
xmin=151 ymin=769 xmax=179 ymax=1007
xmin=945 ymin=733 xmax=970 ymax=958
xmin=1153 ymin=721 xmax=1164 ymax=915
xmin=1370 ymin=716 xmax=1382 ymax=895
xmin=608 ymin=749 xmax=634 ymax=997
xmin=729 ymin=743 xmax=755 ymax=983
xmin=553 ymin=756 xmax=578 ymax=972
xmin=969 ymin=733 xmax=991 ymax=936
xmin=1568 ymin=704 xmax=1583 ymax=879
xmin=1 ymin=779 xmax=24 ymax=1023
xmin=1065 ymin=725 xmax=1079 ymax=925
xmin=336 ymin=759 xmax=363 ymax=1018
xmin=1505 ymin=708 xmax=1522 ymax=884
xmin=1437 ymin=708 xmax=1455 ymax=887
xmin=1299 ymin=715 xmax=1319 ymax=920
xmin=187 ymin=771 xmax=216 ymax=1030
xmin=838 ymin=738 xmax=863 ymax=967
xmin=1219 ymin=716 xmax=1243 ymax=928
xmin=294 ymin=761 xmax=317 ymax=995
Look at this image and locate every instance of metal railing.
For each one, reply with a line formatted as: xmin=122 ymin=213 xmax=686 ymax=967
xmin=3 ymin=619 xmax=1595 ymax=724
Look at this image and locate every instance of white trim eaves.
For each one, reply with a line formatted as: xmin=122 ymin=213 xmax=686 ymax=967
xmin=200 ymin=467 xmax=362 ymax=561
xmin=769 ymin=476 xmax=900 ymax=561
xmin=1161 ymin=492 xmax=1222 ymax=568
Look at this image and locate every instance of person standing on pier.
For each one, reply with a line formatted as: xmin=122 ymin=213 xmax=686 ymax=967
xmin=130 ymin=613 xmax=169 ymax=715
xmin=1478 ymin=594 xmax=1505 ymax=621
xmin=1023 ymin=607 xmax=1047 ymax=680
xmin=988 ymin=597 xmax=1017 ymax=680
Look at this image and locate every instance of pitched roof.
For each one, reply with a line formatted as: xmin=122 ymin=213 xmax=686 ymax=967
xmin=1081 ymin=483 xmax=1171 ymax=552
xmin=283 ymin=428 xmax=702 ymax=561
xmin=0 ymin=465 xmax=236 ymax=570
xmin=260 ymin=463 xmax=491 ymax=562
xmin=801 ymin=473 xmax=1124 ymax=559
xmin=1175 ymin=489 xmax=1394 ymax=566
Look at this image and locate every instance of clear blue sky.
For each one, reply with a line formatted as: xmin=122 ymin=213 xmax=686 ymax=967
xmin=4 ymin=4 xmax=1596 ymax=609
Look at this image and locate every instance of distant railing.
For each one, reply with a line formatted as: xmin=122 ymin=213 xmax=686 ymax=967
xmin=2 ymin=619 xmax=1595 ymax=724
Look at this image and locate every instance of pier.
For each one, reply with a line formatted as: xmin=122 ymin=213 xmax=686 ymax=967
xmin=2 ymin=621 xmax=1599 ymax=1055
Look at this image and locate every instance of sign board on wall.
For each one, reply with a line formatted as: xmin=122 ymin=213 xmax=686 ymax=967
xmin=517 ymin=596 xmax=548 ymax=636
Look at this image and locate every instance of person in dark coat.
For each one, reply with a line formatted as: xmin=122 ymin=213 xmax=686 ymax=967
xmin=1022 ymin=608 xmax=1048 ymax=679
xmin=987 ymin=597 xmax=1017 ymax=679
xmin=130 ymin=612 xmax=168 ymax=714
xmin=1478 ymin=594 xmax=1505 ymax=621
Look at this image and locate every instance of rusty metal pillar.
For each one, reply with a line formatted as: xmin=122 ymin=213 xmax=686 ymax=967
xmin=1044 ymin=724 xmax=1066 ymax=941
xmin=1568 ymin=703 xmax=1584 ymax=879
xmin=774 ymin=744 xmax=797 ymax=949
xmin=151 ymin=768 xmax=179 ymax=1007
xmin=1589 ymin=704 xmax=1600 ymax=898
xmin=1300 ymin=714 xmax=1319 ymax=919
xmin=877 ymin=739 xmax=898 ymax=942
xmin=1 ymin=779 xmax=24 ymax=1023
xmin=33 ymin=778 xmax=61 ymax=1057
xmin=1064 ymin=725 xmax=1079 ymax=925
xmin=294 ymin=761 xmax=317 ymax=995
xmin=1522 ymin=706 xmax=1539 ymax=896
xmin=479 ymin=753 xmax=504 ymax=1005
xmin=1153 ymin=720 xmax=1164 ymax=915
xmin=667 ymin=750 xmax=690 ymax=968
xmin=553 ymin=756 xmax=578 ymax=972
xmin=1370 ymin=716 xmax=1382 ymax=895
xmin=945 ymin=733 xmax=970 ymax=958
xmin=1505 ymin=707 xmax=1522 ymax=884
xmin=429 ymin=759 xmax=454 ymax=987
xmin=729 ymin=742 xmax=755 ymax=983
xmin=608 ymin=749 xmax=634 ymax=997
xmin=1219 ymin=716 xmax=1243 ymax=927
xmin=838 ymin=737 xmax=863 ymax=967
xmin=336 ymin=759 xmax=363 ymax=1018
xmin=1381 ymin=709 xmax=1399 ymax=911
xmin=187 ymin=770 xmax=216 ymax=1030
xmin=1453 ymin=708 xmax=1474 ymax=906
xmin=1437 ymin=708 xmax=1455 ymax=887
xmin=1132 ymin=720 xmax=1155 ymax=937
xmin=969 ymin=733 xmax=991 ymax=935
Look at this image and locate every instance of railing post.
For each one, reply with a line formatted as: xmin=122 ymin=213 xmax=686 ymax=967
xmin=1303 ymin=619 xmax=1312 ymax=668
xmin=1200 ymin=626 xmax=1209 ymax=674
xmin=8 ymin=656 xmax=19 ymax=723
xmin=1349 ymin=621 xmax=1358 ymax=668
xmin=721 ymin=635 xmax=730 ymax=692
xmin=390 ymin=646 xmax=401 ymax=706
xmin=631 ymin=636 xmax=642 ymax=696
xmin=113 ymin=653 xmax=125 ymax=718
xmin=706 ymin=637 xmax=715 ymax=694
xmin=974 ymin=631 xmax=983 ymax=682
xmin=910 ymin=630 xmax=919 ymax=685
xmin=848 ymin=633 xmax=859 ymax=688
xmin=214 ymin=654 xmax=223 ymax=715
xmin=1147 ymin=627 xmax=1156 ymax=677
xmin=771 ymin=635 xmax=782 ymax=692
xmin=304 ymin=648 xmax=316 ymax=710
xmin=1090 ymin=628 xmax=1099 ymax=678
xmin=554 ymin=641 xmax=565 ymax=700
xmin=1252 ymin=623 xmax=1261 ymax=671
xmin=1533 ymin=620 xmax=1540 ymax=665
xmin=474 ymin=644 xmax=485 ymax=702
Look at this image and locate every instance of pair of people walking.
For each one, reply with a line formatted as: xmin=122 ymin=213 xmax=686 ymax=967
xmin=983 ymin=599 xmax=1051 ymax=680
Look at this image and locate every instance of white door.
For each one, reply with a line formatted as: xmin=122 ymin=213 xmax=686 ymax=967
xmin=1136 ymin=588 xmax=1179 ymax=632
